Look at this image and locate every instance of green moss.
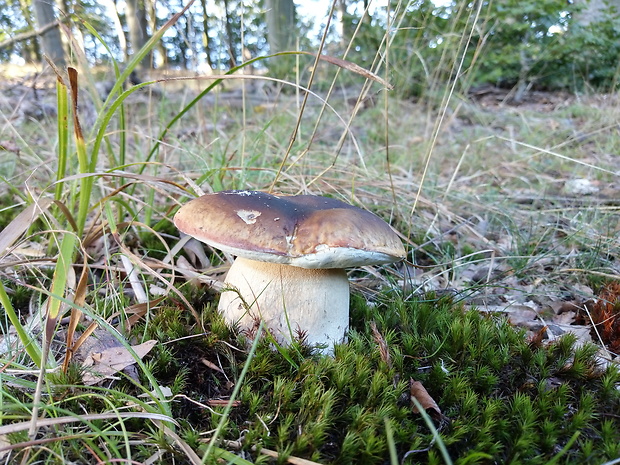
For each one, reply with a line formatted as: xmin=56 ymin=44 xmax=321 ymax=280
xmin=188 ymin=296 xmax=619 ymax=464
xmin=3 ymin=290 xmax=618 ymax=464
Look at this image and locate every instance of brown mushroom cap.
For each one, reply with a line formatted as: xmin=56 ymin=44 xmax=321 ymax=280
xmin=173 ymin=190 xmax=406 ymax=269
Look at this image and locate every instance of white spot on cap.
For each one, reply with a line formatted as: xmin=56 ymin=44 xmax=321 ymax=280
xmin=236 ymin=210 xmax=261 ymax=224
xmin=225 ymin=190 xmax=254 ymax=196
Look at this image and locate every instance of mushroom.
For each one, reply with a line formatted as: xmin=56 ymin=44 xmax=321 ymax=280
xmin=173 ymin=190 xmax=405 ymax=352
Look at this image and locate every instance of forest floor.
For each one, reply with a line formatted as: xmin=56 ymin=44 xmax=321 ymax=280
xmin=0 ymin=64 xmax=619 ymax=463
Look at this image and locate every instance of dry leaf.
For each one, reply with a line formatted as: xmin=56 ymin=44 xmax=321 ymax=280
xmin=0 ymin=326 xmax=19 ymax=356
xmin=201 ymin=358 xmax=225 ymax=374
xmin=0 ymin=198 xmax=53 ymax=257
xmin=10 ymin=242 xmax=46 ymax=257
xmin=584 ymin=283 xmax=620 ymax=353
xmin=138 ymin=385 xmax=173 ymax=398
xmin=549 ymin=300 xmax=582 ymax=315
xmin=79 ymin=332 xmax=156 ymax=385
xmin=527 ymin=326 xmax=548 ymax=348
xmin=180 ymin=237 xmax=211 ymax=269
xmin=564 ymin=178 xmax=599 ymax=195
xmin=505 ymin=306 xmax=539 ymax=327
xmin=62 ymin=259 xmax=91 ymax=372
xmin=125 ymin=297 xmax=165 ymax=327
xmin=410 ymin=379 xmax=441 ymax=418
xmin=258 ymin=446 xmax=324 ymax=465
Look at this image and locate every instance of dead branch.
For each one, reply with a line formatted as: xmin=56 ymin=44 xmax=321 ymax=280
xmin=0 ymin=18 xmax=71 ymax=51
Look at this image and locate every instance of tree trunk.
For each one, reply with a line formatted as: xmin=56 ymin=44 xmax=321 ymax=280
xmin=176 ymin=19 xmax=189 ymax=69
xmin=222 ymin=0 xmax=237 ymax=67
xmin=186 ymin=11 xmax=199 ymax=69
xmin=18 ymin=0 xmax=40 ymax=61
xmin=32 ymin=0 xmax=65 ymax=67
xmin=126 ymin=0 xmax=151 ymax=68
xmin=199 ymin=0 xmax=214 ymax=69
xmin=146 ymin=0 xmax=166 ymax=67
xmin=336 ymin=0 xmax=347 ymax=46
xmin=265 ymin=0 xmax=297 ymax=53
xmin=265 ymin=0 xmax=297 ymax=78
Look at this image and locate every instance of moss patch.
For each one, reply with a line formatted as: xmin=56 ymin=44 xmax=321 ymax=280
xmin=141 ymin=295 xmax=620 ymax=464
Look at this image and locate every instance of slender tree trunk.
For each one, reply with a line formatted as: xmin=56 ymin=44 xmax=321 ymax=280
xmin=32 ymin=0 xmax=65 ymax=67
xmin=265 ymin=0 xmax=296 ymax=53
xmin=12 ymin=0 xmax=41 ymax=61
xmin=146 ymin=0 xmax=166 ymax=67
xmin=176 ymin=19 xmax=188 ymax=69
xmin=199 ymin=0 xmax=214 ymax=69
xmin=336 ymin=0 xmax=347 ymax=46
xmin=265 ymin=0 xmax=297 ymax=78
xmin=186 ymin=12 xmax=199 ymax=70
xmin=126 ymin=0 xmax=151 ymax=68
xmin=222 ymin=0 xmax=236 ymax=67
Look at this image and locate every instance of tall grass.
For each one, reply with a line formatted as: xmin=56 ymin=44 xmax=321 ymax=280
xmin=0 ymin=1 xmax=619 ymax=463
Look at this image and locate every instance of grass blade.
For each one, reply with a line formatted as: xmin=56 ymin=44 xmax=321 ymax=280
xmin=54 ymin=76 xmax=69 ymax=203
xmin=411 ymin=396 xmax=453 ymax=465
xmin=201 ymin=322 xmax=264 ymax=463
xmin=0 ymin=281 xmax=42 ymax=368
xmin=384 ymin=418 xmax=399 ymax=465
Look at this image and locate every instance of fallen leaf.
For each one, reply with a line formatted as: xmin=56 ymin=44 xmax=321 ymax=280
xmin=549 ymin=300 xmax=582 ymax=315
xmin=584 ymin=283 xmax=620 ymax=353
xmin=527 ymin=326 xmax=548 ymax=348
xmin=139 ymin=385 xmax=173 ymax=398
xmin=258 ymin=446 xmax=323 ymax=465
xmin=0 ymin=326 xmax=19 ymax=356
xmin=10 ymin=242 xmax=46 ymax=257
xmin=551 ymin=310 xmax=577 ymax=325
xmin=410 ymin=379 xmax=441 ymax=418
xmin=78 ymin=331 xmax=156 ymax=385
xmin=202 ymin=358 xmax=225 ymax=374
xmin=180 ymin=237 xmax=211 ymax=269
xmin=564 ymin=178 xmax=599 ymax=195
xmin=0 ymin=198 xmax=53 ymax=257
xmin=505 ymin=306 xmax=539 ymax=327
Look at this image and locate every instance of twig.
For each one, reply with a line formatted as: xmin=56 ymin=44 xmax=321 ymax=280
xmin=0 ymin=18 xmax=71 ymax=51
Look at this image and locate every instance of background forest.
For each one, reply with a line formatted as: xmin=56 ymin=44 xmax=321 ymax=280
xmin=1 ymin=1 xmax=620 ymax=464
xmin=2 ymin=0 xmax=620 ymax=96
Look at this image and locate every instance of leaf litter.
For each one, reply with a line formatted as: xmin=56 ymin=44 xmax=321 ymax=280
xmin=74 ymin=328 xmax=156 ymax=385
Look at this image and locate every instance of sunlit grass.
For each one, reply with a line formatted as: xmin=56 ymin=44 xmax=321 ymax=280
xmin=1 ymin=2 xmax=620 ymax=464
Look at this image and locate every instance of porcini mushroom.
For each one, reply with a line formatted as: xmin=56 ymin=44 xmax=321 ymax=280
xmin=173 ymin=190 xmax=405 ymax=352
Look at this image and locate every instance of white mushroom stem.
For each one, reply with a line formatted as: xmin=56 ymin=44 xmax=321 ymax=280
xmin=217 ymin=257 xmax=350 ymax=352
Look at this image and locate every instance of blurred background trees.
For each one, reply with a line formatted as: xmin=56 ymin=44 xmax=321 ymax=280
xmin=0 ymin=0 xmax=619 ymax=96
